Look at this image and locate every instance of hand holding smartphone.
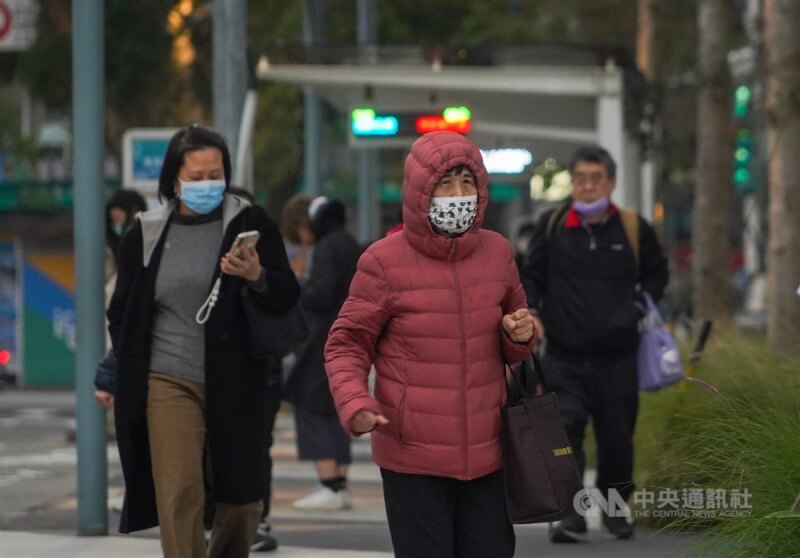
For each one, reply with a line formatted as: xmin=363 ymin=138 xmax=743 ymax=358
xmin=232 ymin=230 xmax=260 ymax=258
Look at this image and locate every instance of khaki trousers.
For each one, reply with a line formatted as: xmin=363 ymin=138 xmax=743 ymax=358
xmin=147 ymin=372 xmax=262 ymax=558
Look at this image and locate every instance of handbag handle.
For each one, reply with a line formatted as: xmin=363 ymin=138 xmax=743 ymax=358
xmin=507 ymin=352 xmax=549 ymax=401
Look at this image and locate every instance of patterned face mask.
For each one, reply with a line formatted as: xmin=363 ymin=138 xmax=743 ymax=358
xmin=428 ymin=195 xmax=478 ymax=236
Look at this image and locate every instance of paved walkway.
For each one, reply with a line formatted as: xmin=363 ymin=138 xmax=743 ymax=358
xmin=0 ymin=531 xmax=394 ymax=558
xmin=0 ymin=394 xmax=696 ymax=557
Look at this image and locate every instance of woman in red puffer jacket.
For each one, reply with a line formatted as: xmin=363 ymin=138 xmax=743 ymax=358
xmin=325 ymin=131 xmax=536 ymax=558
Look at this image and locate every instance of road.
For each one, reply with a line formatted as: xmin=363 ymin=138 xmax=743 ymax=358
xmin=0 ymin=389 xmax=696 ymax=557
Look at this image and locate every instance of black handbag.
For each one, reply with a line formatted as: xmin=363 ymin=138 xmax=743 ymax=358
xmin=241 ymin=287 xmax=310 ymax=359
xmin=501 ymin=353 xmax=584 ymax=524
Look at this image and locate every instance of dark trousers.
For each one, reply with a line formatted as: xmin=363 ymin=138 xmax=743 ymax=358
xmin=542 ymin=351 xmax=639 ymax=501
xmin=260 ymin=370 xmax=283 ymax=519
xmin=380 ymin=468 xmax=515 ymax=558
xmin=205 ymin=365 xmax=284 ymax=528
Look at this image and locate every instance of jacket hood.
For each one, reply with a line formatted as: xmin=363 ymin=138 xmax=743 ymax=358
xmin=137 ymin=193 xmax=251 ymax=267
xmin=402 ymin=131 xmax=489 ymax=260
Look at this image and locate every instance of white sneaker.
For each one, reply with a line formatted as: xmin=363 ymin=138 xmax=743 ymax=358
xmin=108 ymin=494 xmax=124 ymax=512
xmin=340 ymin=489 xmax=353 ymax=510
xmin=292 ymin=485 xmax=349 ymax=511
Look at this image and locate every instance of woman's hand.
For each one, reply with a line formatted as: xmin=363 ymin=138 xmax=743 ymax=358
xmin=94 ymin=390 xmax=115 ymax=409
xmin=502 ymin=308 xmax=536 ymax=343
xmin=221 ymin=245 xmax=262 ymax=282
xmin=352 ymin=409 xmax=389 ymax=434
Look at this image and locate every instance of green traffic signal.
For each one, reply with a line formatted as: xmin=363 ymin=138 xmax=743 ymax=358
xmin=735 ymin=85 xmax=751 ymax=104
xmin=734 ymin=168 xmax=751 ymax=185
xmin=735 ymin=147 xmax=751 ymax=163
xmin=733 ymin=85 xmax=752 ymax=119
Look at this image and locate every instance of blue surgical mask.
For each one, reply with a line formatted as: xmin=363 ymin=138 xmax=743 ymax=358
xmin=112 ymin=222 xmax=126 ymax=237
xmin=178 ymin=179 xmax=225 ymax=214
xmin=572 ymin=197 xmax=610 ymax=217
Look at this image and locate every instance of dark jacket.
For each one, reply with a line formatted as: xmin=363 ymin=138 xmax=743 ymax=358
xmin=285 ymin=202 xmax=361 ymax=416
xmin=521 ymin=204 xmax=668 ymax=360
xmin=94 ymin=349 xmax=116 ymax=394
xmin=107 ymin=195 xmax=299 ymax=533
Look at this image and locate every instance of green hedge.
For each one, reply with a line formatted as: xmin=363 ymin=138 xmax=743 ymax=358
xmin=634 ymin=331 xmax=800 ymax=557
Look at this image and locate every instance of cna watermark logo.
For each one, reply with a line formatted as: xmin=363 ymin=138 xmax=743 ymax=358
xmin=574 ymin=487 xmax=754 ymax=519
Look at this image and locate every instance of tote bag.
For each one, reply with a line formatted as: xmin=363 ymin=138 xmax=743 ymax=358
xmin=501 ymin=354 xmax=583 ymax=524
xmin=637 ymin=293 xmax=683 ymax=391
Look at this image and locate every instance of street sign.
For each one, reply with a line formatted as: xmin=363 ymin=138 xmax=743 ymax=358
xmin=0 ymin=0 xmax=39 ymax=52
xmin=122 ymin=128 xmax=177 ymax=198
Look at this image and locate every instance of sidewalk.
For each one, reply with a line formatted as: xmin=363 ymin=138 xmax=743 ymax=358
xmin=0 ymin=395 xmax=696 ymax=557
xmin=0 ymin=531 xmax=393 ymax=558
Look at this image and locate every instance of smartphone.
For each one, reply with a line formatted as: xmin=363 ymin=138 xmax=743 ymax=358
xmin=231 ymin=230 xmax=260 ymax=258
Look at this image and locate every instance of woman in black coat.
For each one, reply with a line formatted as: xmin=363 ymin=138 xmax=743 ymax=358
xmin=284 ymin=197 xmax=362 ymax=510
xmin=107 ymin=125 xmax=299 ymax=558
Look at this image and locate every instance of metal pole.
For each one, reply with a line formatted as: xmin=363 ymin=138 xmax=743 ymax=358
xmin=303 ymin=91 xmax=322 ymax=196
xmin=233 ymin=89 xmax=258 ymax=192
xmin=356 ymin=0 xmax=378 ymax=242
xmin=303 ymin=0 xmax=323 ymax=196
xmin=213 ymin=0 xmax=247 ymax=158
xmin=72 ymin=0 xmax=108 ymax=536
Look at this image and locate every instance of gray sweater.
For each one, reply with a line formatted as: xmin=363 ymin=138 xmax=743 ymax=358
xmin=150 ymin=213 xmax=223 ymax=384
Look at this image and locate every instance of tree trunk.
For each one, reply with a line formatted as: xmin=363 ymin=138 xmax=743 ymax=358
xmin=764 ymin=0 xmax=800 ymax=352
xmin=692 ymin=0 xmax=733 ymax=324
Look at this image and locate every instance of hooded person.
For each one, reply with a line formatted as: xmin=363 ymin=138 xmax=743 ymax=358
xmin=284 ymin=196 xmax=363 ymax=511
xmin=324 ymin=131 xmax=537 ymax=558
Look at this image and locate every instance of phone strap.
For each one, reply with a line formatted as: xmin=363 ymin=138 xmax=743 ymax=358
xmin=196 ymin=276 xmax=221 ymax=325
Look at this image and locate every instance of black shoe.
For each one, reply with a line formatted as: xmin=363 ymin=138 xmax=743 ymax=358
xmin=549 ymin=513 xmax=587 ymax=543
xmin=603 ymin=512 xmax=634 ymax=540
xmin=251 ymin=519 xmax=279 ymax=552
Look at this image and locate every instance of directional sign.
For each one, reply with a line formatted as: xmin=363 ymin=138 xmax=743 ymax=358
xmin=122 ymin=128 xmax=178 ymax=196
xmin=0 ymin=0 xmax=39 ymax=52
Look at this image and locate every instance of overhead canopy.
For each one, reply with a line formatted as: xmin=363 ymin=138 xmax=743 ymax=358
xmin=258 ymin=63 xmax=618 ymax=162
xmin=256 ymin=46 xmax=645 ymax=209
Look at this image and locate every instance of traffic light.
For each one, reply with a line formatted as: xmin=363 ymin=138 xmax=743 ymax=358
xmin=733 ymin=85 xmax=751 ymax=119
xmin=732 ymin=84 xmax=755 ymax=193
xmin=733 ymin=128 xmax=753 ymax=190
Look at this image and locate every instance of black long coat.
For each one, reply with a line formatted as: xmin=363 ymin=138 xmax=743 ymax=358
xmin=284 ymin=224 xmax=361 ymax=416
xmin=107 ymin=199 xmax=299 ymax=533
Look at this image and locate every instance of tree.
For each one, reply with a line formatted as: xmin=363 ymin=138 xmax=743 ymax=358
xmin=16 ymin=0 xmax=179 ymax=154
xmin=692 ymin=0 xmax=733 ymax=324
xmin=764 ymin=0 xmax=800 ymax=352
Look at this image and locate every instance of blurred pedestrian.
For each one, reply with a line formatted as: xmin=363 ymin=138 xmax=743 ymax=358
xmin=106 ymin=189 xmax=148 ymax=264
xmin=95 ymin=189 xmax=148 ymax=410
xmin=107 ymin=124 xmax=300 ymax=558
xmin=325 ymin=131 xmax=536 ymax=558
xmin=285 ymin=196 xmax=361 ymax=511
xmin=280 ymin=194 xmax=314 ymax=280
xmin=385 ymin=206 xmax=404 ymax=237
xmin=520 ymin=145 xmax=668 ymax=542
xmin=513 ymin=222 xmax=535 ymax=271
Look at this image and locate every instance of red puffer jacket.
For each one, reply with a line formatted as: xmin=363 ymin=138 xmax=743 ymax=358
xmin=325 ymin=131 xmax=534 ymax=480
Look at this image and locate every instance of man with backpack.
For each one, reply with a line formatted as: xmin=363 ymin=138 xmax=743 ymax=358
xmin=520 ymin=145 xmax=668 ymax=543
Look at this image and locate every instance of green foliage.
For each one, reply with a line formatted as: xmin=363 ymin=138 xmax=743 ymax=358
xmin=247 ymin=0 xmax=303 ymax=48
xmin=635 ymin=331 xmax=800 ymax=557
xmin=16 ymin=30 xmax=71 ymax=112
xmin=104 ymin=0 xmax=175 ymax=126
xmin=252 ymin=83 xmax=304 ymax=216
xmin=0 ymin=94 xmax=37 ymax=178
